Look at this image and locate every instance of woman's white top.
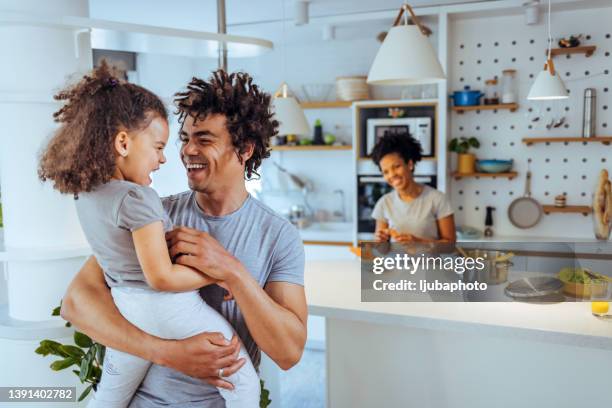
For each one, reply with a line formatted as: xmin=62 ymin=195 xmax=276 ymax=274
xmin=372 ymin=185 xmax=454 ymax=240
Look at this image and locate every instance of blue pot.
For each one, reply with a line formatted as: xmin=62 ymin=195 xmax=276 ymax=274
xmin=476 ymin=159 xmax=513 ymax=173
xmin=451 ymin=86 xmax=484 ymax=106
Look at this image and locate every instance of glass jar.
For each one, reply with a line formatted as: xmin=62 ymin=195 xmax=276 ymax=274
xmin=483 ymin=79 xmax=500 ymax=105
xmin=501 ymin=69 xmax=517 ymax=103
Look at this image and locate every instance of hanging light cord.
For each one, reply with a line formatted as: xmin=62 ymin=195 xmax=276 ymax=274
xmin=546 ymin=0 xmax=552 ymax=61
xmin=281 ymin=0 xmax=287 ymax=85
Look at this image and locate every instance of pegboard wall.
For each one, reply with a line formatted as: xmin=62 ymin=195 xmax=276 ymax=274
xmin=448 ymin=6 xmax=612 ymax=239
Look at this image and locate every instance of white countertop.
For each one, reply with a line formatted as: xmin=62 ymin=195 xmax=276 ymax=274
xmin=305 ymin=259 xmax=612 ymax=350
xmin=297 ymin=222 xmax=353 ymax=243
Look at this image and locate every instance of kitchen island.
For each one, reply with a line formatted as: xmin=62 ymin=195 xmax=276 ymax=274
xmin=306 ymin=259 xmax=612 ymax=408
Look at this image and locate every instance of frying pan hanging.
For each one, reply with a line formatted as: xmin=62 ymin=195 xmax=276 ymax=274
xmin=508 ymin=171 xmax=543 ymax=229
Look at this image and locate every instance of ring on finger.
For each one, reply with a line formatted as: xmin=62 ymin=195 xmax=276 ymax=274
xmin=218 ymin=368 xmax=224 ymax=378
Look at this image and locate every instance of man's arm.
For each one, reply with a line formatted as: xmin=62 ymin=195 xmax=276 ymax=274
xmin=168 ymin=227 xmax=308 ymax=370
xmin=230 ymin=275 xmax=307 ymax=370
xmin=60 ymin=256 xmax=244 ymax=388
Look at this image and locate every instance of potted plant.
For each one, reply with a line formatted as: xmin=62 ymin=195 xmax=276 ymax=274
xmin=449 ymin=137 xmax=480 ymax=174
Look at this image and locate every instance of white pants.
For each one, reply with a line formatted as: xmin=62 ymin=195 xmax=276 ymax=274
xmin=87 ymin=287 xmax=260 ymax=408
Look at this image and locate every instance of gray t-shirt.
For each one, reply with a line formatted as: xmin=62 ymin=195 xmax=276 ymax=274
xmin=371 ymin=185 xmax=454 ymax=240
xmin=75 ymin=180 xmax=173 ymax=289
xmin=130 ymin=191 xmax=305 ymax=408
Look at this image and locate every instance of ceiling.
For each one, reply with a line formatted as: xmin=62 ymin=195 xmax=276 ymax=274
xmin=89 ymin=0 xmax=497 ymax=31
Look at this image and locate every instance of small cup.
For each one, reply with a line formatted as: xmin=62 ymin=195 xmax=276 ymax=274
xmin=591 ymin=280 xmax=611 ymax=318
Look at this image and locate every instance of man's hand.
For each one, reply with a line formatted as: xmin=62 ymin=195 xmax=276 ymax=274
xmin=166 ymin=226 xmax=239 ymax=282
xmin=159 ymin=332 xmax=245 ymax=390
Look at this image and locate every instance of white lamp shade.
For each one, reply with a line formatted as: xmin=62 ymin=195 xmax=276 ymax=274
xmin=367 ymin=24 xmax=445 ymax=85
xmin=527 ymin=68 xmax=569 ymax=100
xmin=273 ymin=96 xmax=310 ymax=136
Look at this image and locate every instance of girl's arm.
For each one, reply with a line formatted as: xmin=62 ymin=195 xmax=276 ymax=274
xmin=133 ymin=221 xmax=216 ymax=292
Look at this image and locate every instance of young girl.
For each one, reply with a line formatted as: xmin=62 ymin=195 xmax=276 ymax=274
xmin=38 ymin=62 xmax=260 ymax=407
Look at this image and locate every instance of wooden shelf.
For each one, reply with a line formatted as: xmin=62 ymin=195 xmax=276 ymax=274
xmin=452 ymin=103 xmax=518 ymax=113
xmin=550 ymin=45 xmax=596 ymax=58
xmin=300 ymin=101 xmax=352 ymax=109
xmin=522 ymin=136 xmax=612 ymax=145
xmin=542 ymin=205 xmax=592 ymax=216
xmin=452 ymin=171 xmax=518 ymax=180
xmin=271 ymin=145 xmax=352 ymax=151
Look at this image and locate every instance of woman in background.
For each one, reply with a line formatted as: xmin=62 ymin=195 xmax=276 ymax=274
xmin=371 ymin=132 xmax=456 ymax=243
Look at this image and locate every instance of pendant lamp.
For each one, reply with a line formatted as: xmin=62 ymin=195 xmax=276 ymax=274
xmin=367 ymin=3 xmax=445 ymax=85
xmin=273 ymin=82 xmax=310 ymax=136
xmin=272 ymin=0 xmax=310 ymax=136
xmin=527 ymin=0 xmax=568 ymax=100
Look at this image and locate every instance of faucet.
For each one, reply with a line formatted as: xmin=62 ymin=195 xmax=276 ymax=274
xmin=333 ymin=189 xmax=346 ymax=222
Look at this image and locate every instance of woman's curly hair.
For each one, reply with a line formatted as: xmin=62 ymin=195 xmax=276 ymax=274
xmin=38 ymin=60 xmax=167 ymax=195
xmin=174 ymin=70 xmax=278 ymax=180
xmin=371 ymin=132 xmax=423 ymax=170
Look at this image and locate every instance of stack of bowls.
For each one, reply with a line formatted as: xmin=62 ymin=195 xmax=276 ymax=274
xmin=336 ymin=76 xmax=370 ymax=101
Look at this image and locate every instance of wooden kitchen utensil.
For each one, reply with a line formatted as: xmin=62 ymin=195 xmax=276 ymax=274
xmin=508 ymin=171 xmax=543 ymax=229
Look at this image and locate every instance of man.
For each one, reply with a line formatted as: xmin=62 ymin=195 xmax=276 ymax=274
xmin=61 ymin=71 xmax=307 ymax=407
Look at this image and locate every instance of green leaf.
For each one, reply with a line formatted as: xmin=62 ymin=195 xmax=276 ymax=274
xmin=35 ymin=344 xmax=51 ymax=356
xmin=78 ymin=385 xmax=93 ymax=402
xmin=52 ymin=306 xmax=61 ymax=316
xmin=60 ymin=345 xmax=85 ymax=359
xmin=65 ymin=321 xmax=72 ymax=328
xmin=72 ymin=370 xmax=80 ymax=376
xmin=74 ymin=332 xmax=93 ymax=348
xmin=260 ymin=379 xmax=272 ymax=408
xmin=91 ymin=366 xmax=102 ymax=382
xmin=95 ymin=344 xmax=106 ymax=365
xmin=40 ymin=340 xmax=70 ymax=358
xmin=50 ymin=357 xmax=77 ymax=371
xmin=79 ymin=357 xmax=90 ymax=382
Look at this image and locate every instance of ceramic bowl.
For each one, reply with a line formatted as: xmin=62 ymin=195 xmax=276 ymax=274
xmin=475 ymin=159 xmax=513 ymax=173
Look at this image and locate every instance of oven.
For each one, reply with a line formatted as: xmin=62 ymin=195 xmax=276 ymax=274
xmin=356 ymin=174 xmax=437 ymax=239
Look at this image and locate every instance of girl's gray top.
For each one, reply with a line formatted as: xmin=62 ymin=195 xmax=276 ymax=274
xmin=75 ymin=180 xmax=172 ymax=289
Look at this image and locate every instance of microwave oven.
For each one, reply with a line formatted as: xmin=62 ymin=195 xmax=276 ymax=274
xmin=365 ymin=117 xmax=433 ymax=157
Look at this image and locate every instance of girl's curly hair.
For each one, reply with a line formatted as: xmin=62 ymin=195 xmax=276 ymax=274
xmin=371 ymin=132 xmax=423 ymax=169
xmin=38 ymin=60 xmax=167 ymax=195
xmin=174 ymin=70 xmax=278 ymax=180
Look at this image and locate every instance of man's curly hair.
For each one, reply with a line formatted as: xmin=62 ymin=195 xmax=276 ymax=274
xmin=38 ymin=60 xmax=167 ymax=195
xmin=174 ymin=70 xmax=278 ymax=180
xmin=371 ymin=132 xmax=423 ymax=170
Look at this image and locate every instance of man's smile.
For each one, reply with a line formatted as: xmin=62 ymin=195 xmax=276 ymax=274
xmin=185 ymin=162 xmax=209 ymax=173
